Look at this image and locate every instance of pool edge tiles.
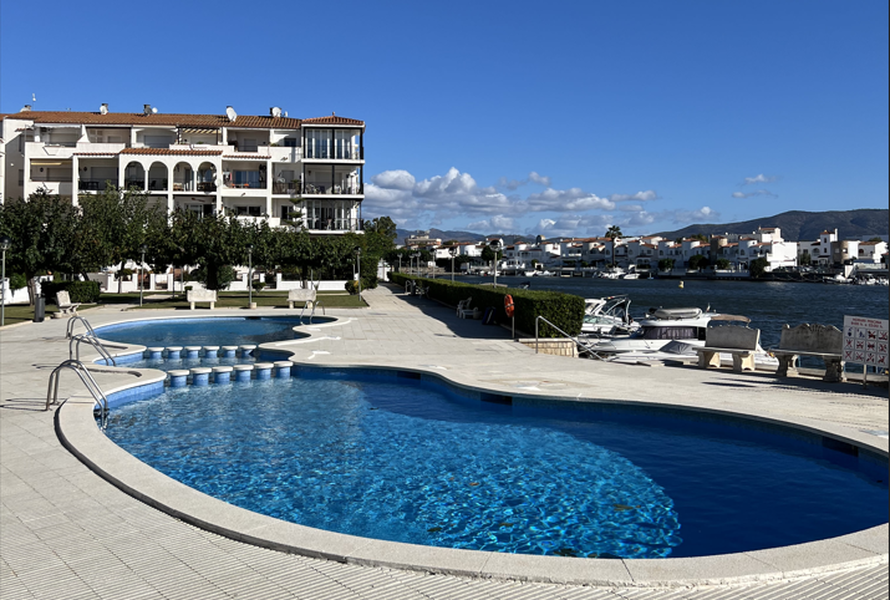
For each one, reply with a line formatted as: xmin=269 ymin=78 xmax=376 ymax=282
xmin=56 ymin=365 xmax=890 ymax=587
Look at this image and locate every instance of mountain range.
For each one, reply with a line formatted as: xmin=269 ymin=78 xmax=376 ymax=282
xmin=395 ymin=209 xmax=888 ymax=246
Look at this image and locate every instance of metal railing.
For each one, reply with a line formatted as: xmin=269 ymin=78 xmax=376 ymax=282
xmin=300 ymin=300 xmax=326 ymax=324
xmin=534 ymin=315 xmax=608 ymax=360
xmin=46 ymin=359 xmax=110 ymax=427
xmin=69 ymin=333 xmax=116 ymax=366
xmin=66 ymin=315 xmax=96 ymax=339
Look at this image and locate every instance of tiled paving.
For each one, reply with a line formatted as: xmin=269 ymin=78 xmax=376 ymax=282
xmin=1 ymin=284 xmax=887 ymax=599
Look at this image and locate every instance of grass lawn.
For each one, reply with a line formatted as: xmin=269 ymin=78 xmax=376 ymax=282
xmin=0 ymin=290 xmax=366 ymax=327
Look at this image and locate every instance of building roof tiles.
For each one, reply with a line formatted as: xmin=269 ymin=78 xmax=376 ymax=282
xmin=120 ymin=148 xmax=223 ymax=156
xmin=2 ymin=110 xmax=307 ymax=130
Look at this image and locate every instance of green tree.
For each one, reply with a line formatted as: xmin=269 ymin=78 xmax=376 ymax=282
xmin=79 ymin=187 xmax=167 ymax=293
xmin=657 ymin=258 xmax=675 ymax=271
xmin=715 ymin=257 xmax=731 ymax=270
xmin=0 ymin=192 xmax=81 ymax=304
xmin=169 ymin=211 xmax=249 ymax=290
xmin=688 ymin=254 xmax=708 ymax=271
xmin=606 ymin=225 xmax=622 ymax=240
xmin=749 ymin=257 xmax=769 ymax=278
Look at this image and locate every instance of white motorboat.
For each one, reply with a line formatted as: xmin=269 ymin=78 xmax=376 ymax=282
xmin=581 ymin=295 xmax=639 ymax=337
xmin=586 ymin=307 xmax=777 ymax=368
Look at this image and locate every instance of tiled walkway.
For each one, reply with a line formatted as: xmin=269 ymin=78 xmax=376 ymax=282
xmin=1 ymin=285 xmax=887 ymax=599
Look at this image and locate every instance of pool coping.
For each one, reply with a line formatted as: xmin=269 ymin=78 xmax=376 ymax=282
xmin=56 ymin=324 xmax=889 ymax=588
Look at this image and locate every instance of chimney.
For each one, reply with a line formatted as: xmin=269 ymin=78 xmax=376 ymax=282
xmin=143 ymin=104 xmax=152 ymax=115
xmin=21 ymin=104 xmax=31 ymax=112
xmin=100 ymin=103 xmax=109 ymax=115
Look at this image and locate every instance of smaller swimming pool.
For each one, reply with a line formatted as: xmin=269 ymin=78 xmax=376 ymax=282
xmin=94 ymin=316 xmax=325 ymax=347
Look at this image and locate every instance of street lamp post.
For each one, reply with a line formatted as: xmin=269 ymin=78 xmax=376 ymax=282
xmin=139 ymin=244 xmax=147 ymax=307
xmin=450 ymin=247 xmax=456 ymax=282
xmin=355 ymin=247 xmax=362 ymax=302
xmin=490 ymin=240 xmax=500 ymax=286
xmin=1 ymin=236 xmax=10 ymax=327
xmin=247 ymin=244 xmax=254 ymax=309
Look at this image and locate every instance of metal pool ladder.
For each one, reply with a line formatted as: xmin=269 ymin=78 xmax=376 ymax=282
xmin=66 ymin=315 xmax=96 ymax=339
xmin=300 ymin=300 xmax=326 ymax=325
xmin=69 ymin=333 xmax=117 ymax=366
xmin=46 ymin=359 xmax=110 ymax=427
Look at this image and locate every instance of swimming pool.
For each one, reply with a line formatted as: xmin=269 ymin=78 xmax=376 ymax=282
xmin=102 ymin=366 xmax=888 ymax=559
xmin=93 ymin=316 xmax=325 ymax=347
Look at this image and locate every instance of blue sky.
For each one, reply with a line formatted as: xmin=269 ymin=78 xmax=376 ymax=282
xmin=2 ymin=0 xmax=887 ymax=238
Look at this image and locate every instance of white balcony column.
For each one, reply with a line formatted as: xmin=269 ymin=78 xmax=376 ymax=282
xmin=71 ymin=155 xmax=80 ymax=207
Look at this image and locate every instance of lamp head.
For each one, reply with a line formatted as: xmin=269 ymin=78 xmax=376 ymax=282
xmin=0 ymin=235 xmax=10 ymax=251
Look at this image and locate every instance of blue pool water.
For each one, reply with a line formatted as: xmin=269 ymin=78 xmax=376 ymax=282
xmin=94 ymin=316 xmax=321 ymax=346
xmin=103 ymin=368 xmax=888 ymax=559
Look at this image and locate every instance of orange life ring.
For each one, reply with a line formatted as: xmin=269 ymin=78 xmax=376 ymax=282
xmin=504 ymin=294 xmax=515 ymax=318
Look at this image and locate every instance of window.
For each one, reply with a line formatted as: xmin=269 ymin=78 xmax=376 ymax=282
xmin=282 ymin=137 xmax=298 ymax=147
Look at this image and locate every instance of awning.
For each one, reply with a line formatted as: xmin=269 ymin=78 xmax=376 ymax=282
xmin=31 ymin=160 xmax=72 ymax=167
xmin=35 ymin=123 xmax=81 ymax=129
xmin=181 ymin=127 xmax=219 ymax=134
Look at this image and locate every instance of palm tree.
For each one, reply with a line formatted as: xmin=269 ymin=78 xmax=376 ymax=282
xmin=606 ymin=225 xmax=622 ymax=241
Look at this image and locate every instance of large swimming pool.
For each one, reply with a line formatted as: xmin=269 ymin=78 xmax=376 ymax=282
xmin=102 ymin=365 xmax=888 ymax=559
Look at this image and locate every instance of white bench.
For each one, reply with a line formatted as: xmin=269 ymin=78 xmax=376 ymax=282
xmin=187 ymin=289 xmax=217 ymax=310
xmin=55 ymin=291 xmax=80 ymax=316
xmin=288 ymin=288 xmax=316 ymax=309
xmin=771 ymin=323 xmax=845 ymax=382
xmin=694 ymin=325 xmax=760 ymax=373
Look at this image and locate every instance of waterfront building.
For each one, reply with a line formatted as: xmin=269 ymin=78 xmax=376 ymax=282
xmin=0 ymin=104 xmax=366 ymax=234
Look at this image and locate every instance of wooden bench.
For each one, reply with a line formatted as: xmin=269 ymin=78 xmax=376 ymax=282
xmin=694 ymin=325 xmax=760 ymax=372
xmin=55 ymin=291 xmax=80 ymax=317
xmin=187 ymin=289 xmax=217 ymax=310
xmin=287 ymin=288 xmax=316 ymax=310
xmin=771 ymin=323 xmax=845 ymax=382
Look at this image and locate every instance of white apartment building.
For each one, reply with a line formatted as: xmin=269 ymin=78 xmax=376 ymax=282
xmin=1 ymin=104 xmax=365 ymax=234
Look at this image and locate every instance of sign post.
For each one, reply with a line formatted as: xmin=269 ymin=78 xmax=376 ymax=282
xmin=843 ymin=315 xmax=889 ymax=388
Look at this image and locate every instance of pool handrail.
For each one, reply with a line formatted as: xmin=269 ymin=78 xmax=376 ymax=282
xmin=534 ymin=315 xmax=609 ymax=360
xmin=300 ymin=300 xmax=326 ymax=325
xmin=46 ymin=359 xmax=110 ymax=427
xmin=69 ymin=333 xmax=117 ymax=367
xmin=66 ymin=315 xmax=96 ymax=340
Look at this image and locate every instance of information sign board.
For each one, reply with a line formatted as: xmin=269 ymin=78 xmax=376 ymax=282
xmin=843 ymin=315 xmax=889 ymax=370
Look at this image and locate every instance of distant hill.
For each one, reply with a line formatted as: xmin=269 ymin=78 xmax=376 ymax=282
xmin=655 ymin=209 xmax=888 ymax=242
xmin=395 ymin=228 xmax=528 ymax=246
xmin=394 ymin=209 xmax=888 ymax=246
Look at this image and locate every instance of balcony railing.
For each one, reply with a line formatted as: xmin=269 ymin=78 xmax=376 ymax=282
xmin=78 ymin=180 xmax=115 ymax=191
xmin=224 ymin=181 xmax=265 ymax=190
xmin=303 ymin=148 xmax=362 ymax=160
xmin=125 ymin=179 xmax=145 ymax=189
xmin=303 ymin=217 xmax=364 ymax=232
xmin=197 ymin=182 xmax=217 ymax=192
xmin=148 ymin=179 xmax=169 ymax=191
xmin=273 ymin=181 xmax=301 ymax=194
xmin=302 ymin=183 xmax=363 ymax=195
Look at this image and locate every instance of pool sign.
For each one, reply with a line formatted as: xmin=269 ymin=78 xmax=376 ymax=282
xmin=843 ymin=316 xmax=889 ymax=369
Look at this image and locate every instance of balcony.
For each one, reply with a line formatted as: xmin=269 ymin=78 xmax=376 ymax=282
xmin=303 ymin=147 xmax=362 ymax=161
xmin=302 ymin=182 xmax=363 ymax=195
xmin=197 ymin=182 xmax=217 ymax=192
xmin=78 ymin=180 xmax=115 ymax=191
xmin=273 ymin=181 xmax=301 ymax=195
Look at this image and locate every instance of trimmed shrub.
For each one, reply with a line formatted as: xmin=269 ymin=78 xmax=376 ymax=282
xmin=389 ymin=273 xmax=583 ymax=337
xmin=41 ymin=280 xmax=101 ymax=304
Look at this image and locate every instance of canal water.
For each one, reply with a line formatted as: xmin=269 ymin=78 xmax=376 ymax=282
xmin=452 ymin=275 xmax=889 ymax=351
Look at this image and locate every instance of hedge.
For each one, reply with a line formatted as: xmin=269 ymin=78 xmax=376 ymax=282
xmin=389 ymin=273 xmax=584 ymax=338
xmin=41 ymin=280 xmax=101 ymax=304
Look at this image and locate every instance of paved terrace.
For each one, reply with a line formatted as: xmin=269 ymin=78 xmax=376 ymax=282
xmin=1 ymin=284 xmax=887 ymax=599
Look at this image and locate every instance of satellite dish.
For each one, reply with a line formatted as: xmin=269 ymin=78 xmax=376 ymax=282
xmin=151 ymin=107 xmax=158 ymax=114
xmin=271 ymin=106 xmax=282 ymax=118
xmin=226 ymin=106 xmax=237 ymax=122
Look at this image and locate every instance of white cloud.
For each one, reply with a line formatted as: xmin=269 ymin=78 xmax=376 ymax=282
xmin=743 ymin=174 xmax=778 ymax=185
xmin=371 ymin=169 xmax=415 ymax=190
xmin=732 ymin=189 xmax=777 ymax=199
xmin=467 ymin=215 xmax=517 ymax=232
xmin=609 ymin=190 xmax=658 ymax=202
xmin=525 ymin=188 xmax=615 ymax=212
xmin=618 ymin=204 xmax=644 ymax=212
xmin=497 ymin=171 xmax=552 ymax=190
